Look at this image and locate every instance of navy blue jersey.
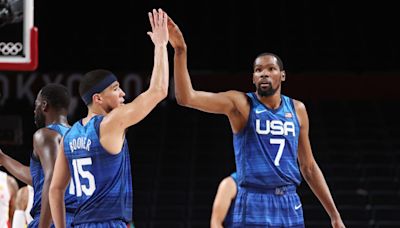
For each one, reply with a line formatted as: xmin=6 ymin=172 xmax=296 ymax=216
xmin=29 ymin=123 xmax=75 ymax=219
xmin=63 ymin=115 xmax=133 ymax=225
xmin=234 ymin=93 xmax=301 ymax=189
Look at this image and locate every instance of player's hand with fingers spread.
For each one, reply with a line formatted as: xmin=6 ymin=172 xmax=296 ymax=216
xmin=167 ymin=16 xmax=186 ymax=51
xmin=147 ymin=8 xmax=168 ymax=47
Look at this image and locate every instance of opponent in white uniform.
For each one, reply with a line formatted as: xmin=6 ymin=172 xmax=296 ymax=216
xmin=0 ymin=171 xmax=18 ymax=228
xmin=12 ymin=185 xmax=34 ymax=228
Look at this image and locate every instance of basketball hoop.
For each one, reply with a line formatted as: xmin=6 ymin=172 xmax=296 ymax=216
xmin=0 ymin=0 xmax=38 ymax=71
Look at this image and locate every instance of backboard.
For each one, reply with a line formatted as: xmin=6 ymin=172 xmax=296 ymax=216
xmin=0 ymin=0 xmax=37 ymax=71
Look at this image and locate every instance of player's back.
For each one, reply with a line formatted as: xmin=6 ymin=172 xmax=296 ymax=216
xmin=29 ymin=124 xmax=72 ymax=218
xmin=46 ymin=124 xmax=77 ymax=214
xmin=63 ymin=115 xmax=132 ymax=226
xmin=234 ymin=93 xmax=302 ymax=189
xmin=29 ymin=123 xmax=74 ymax=228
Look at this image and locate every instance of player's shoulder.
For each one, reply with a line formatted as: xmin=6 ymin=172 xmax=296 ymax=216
xmin=7 ymin=175 xmax=17 ymax=185
xmin=223 ymin=90 xmax=250 ymax=116
xmin=220 ymin=175 xmax=237 ymax=189
xmin=33 ymin=127 xmax=60 ymax=141
xmin=223 ymin=90 xmax=251 ymax=107
xmin=222 ymin=90 xmax=247 ymax=99
xmin=291 ymin=98 xmax=306 ymax=111
xmin=218 ymin=175 xmax=238 ymax=197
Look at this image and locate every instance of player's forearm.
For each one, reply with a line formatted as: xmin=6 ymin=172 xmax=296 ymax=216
xmin=174 ymin=43 xmax=187 ymax=55
xmin=210 ymin=216 xmax=224 ymax=228
xmin=173 ymin=46 xmax=195 ymax=106
xmin=49 ymin=187 xmax=66 ymax=228
xmin=148 ymin=45 xmax=169 ymax=100
xmin=39 ymin=178 xmax=53 ymax=228
xmin=0 ymin=153 xmax=32 ymax=185
xmin=302 ymin=163 xmax=341 ymax=219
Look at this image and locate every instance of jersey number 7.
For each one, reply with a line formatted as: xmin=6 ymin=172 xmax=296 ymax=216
xmin=270 ymin=138 xmax=285 ymax=166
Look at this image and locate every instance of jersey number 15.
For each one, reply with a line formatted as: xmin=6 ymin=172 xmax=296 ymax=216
xmin=70 ymin=157 xmax=96 ymax=197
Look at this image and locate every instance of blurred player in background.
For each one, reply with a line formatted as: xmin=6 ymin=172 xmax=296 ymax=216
xmin=12 ymin=185 xmax=34 ymax=228
xmin=211 ymin=172 xmax=238 ymax=228
xmin=0 ymin=170 xmax=18 ymax=228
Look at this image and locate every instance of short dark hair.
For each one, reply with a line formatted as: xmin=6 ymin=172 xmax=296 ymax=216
xmin=254 ymin=52 xmax=284 ymax=70
xmin=79 ymin=69 xmax=116 ymax=100
xmin=40 ymin=83 xmax=70 ymax=110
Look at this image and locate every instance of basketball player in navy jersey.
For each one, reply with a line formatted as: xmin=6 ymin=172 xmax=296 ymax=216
xmin=211 ymin=172 xmax=238 ymax=228
xmin=168 ymin=17 xmax=345 ymax=227
xmin=0 ymin=83 xmax=76 ymax=228
xmin=49 ymin=8 xmax=169 ymax=228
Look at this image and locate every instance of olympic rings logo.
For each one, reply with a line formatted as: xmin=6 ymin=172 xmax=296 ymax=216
xmin=0 ymin=42 xmax=23 ymax=56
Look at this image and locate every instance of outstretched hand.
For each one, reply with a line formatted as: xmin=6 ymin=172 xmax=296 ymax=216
xmin=147 ymin=8 xmax=168 ymax=47
xmin=167 ymin=16 xmax=186 ymax=50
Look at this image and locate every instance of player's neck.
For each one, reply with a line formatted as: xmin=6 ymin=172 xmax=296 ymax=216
xmin=82 ymin=106 xmax=107 ymax=125
xmin=88 ymin=104 xmax=108 ymax=116
xmin=257 ymin=93 xmax=282 ymax=110
xmin=45 ymin=114 xmax=69 ymax=127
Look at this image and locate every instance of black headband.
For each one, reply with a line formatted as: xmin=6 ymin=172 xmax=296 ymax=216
xmin=81 ymin=74 xmax=117 ymax=105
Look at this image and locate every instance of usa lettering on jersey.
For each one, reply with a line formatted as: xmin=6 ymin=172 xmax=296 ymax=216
xmin=256 ymin=119 xmax=296 ymax=136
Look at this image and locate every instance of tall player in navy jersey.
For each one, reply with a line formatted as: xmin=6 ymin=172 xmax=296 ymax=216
xmin=49 ymin=8 xmax=169 ymax=228
xmin=168 ymin=17 xmax=345 ymax=227
xmin=0 ymin=83 xmax=76 ymax=228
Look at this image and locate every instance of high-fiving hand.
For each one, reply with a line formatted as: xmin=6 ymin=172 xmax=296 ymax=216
xmin=167 ymin=16 xmax=186 ymax=50
xmin=147 ymin=8 xmax=169 ymax=47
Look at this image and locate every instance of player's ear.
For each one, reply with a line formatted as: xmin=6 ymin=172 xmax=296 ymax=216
xmin=93 ymin=94 xmax=103 ymax=104
xmin=281 ymin=71 xmax=286 ymax=82
xmin=42 ymin=100 xmax=49 ymax=112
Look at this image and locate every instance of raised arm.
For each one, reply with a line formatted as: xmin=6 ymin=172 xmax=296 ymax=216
xmin=49 ymin=137 xmax=71 ymax=228
xmin=33 ymin=128 xmax=61 ymax=228
xmin=0 ymin=149 xmax=32 ymax=185
xmin=100 ymin=9 xmax=169 ymax=144
xmin=295 ymin=100 xmax=345 ymax=228
xmin=168 ymin=17 xmax=237 ymax=114
xmin=167 ymin=17 xmax=249 ymax=133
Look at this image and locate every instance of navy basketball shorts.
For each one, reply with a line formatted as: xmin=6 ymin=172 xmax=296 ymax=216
xmin=231 ymin=185 xmax=304 ymax=227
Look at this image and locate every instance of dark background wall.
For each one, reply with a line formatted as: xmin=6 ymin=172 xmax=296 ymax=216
xmin=32 ymin=0 xmax=400 ymax=73
xmin=1 ymin=0 xmax=400 ymax=227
